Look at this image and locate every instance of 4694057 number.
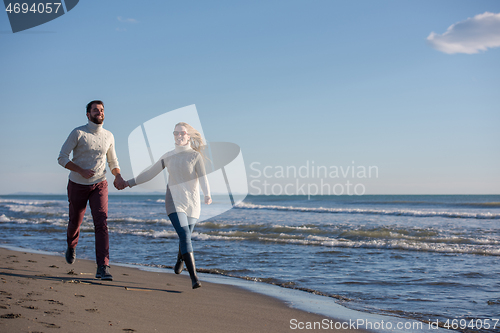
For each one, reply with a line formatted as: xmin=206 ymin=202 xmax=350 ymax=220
xmin=442 ymin=318 xmax=499 ymax=330
xmin=5 ymin=2 xmax=62 ymax=14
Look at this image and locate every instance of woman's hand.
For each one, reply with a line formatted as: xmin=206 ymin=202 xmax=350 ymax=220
xmin=204 ymin=196 xmax=212 ymax=205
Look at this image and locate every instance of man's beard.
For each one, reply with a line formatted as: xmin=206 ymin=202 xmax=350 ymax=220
xmin=90 ymin=115 xmax=104 ymax=124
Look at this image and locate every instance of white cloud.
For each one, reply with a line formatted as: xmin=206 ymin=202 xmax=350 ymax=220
xmin=427 ymin=12 xmax=500 ymax=54
xmin=117 ymin=16 xmax=138 ymax=24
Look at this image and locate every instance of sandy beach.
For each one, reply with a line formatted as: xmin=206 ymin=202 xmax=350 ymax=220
xmin=0 ymin=247 xmax=369 ymax=332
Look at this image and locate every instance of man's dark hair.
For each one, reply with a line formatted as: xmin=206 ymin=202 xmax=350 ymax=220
xmin=86 ymin=100 xmax=104 ymax=113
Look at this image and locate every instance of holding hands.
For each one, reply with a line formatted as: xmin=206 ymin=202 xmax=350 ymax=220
xmin=113 ymin=174 xmax=128 ymax=190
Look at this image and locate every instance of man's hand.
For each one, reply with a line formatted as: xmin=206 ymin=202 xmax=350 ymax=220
xmin=79 ymin=169 xmax=95 ymax=179
xmin=205 ymin=196 xmax=212 ymax=205
xmin=113 ymin=174 xmax=127 ymax=190
xmin=64 ymin=161 xmax=95 ymax=179
xmin=111 ymin=168 xmax=127 ymax=190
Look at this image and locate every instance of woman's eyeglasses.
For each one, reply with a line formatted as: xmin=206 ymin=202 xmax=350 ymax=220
xmin=173 ymin=131 xmax=188 ymax=136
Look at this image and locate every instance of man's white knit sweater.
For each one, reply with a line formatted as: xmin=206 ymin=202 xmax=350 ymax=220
xmin=127 ymin=144 xmax=210 ymax=219
xmin=58 ymin=120 xmax=120 ymax=185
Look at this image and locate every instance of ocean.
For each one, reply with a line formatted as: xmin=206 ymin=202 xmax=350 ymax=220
xmin=1 ymin=194 xmax=499 ymax=332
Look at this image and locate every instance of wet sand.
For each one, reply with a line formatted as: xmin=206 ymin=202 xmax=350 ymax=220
xmin=0 ymin=247 xmax=369 ymax=332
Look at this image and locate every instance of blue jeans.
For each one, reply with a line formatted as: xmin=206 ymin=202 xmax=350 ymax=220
xmin=168 ymin=212 xmax=198 ymax=254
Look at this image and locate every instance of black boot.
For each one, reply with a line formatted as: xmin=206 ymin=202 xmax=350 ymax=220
xmin=174 ymin=246 xmax=184 ymax=274
xmin=182 ymin=252 xmax=201 ymax=289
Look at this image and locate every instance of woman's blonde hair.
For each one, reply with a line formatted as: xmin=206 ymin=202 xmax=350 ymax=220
xmin=175 ymin=122 xmax=206 ymax=159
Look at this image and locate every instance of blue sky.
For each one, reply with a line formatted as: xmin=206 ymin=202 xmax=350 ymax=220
xmin=1 ymin=0 xmax=499 ymax=195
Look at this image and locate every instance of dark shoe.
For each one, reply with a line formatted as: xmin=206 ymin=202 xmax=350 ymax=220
xmin=174 ymin=248 xmax=184 ymax=274
xmin=96 ymin=265 xmax=113 ymax=281
xmin=182 ymin=252 xmax=201 ymax=289
xmin=65 ymin=247 xmax=76 ymax=264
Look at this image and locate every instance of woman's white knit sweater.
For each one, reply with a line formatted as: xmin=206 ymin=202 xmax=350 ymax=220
xmin=128 ymin=144 xmax=210 ymax=219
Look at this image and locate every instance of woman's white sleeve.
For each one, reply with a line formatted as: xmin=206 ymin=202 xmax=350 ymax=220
xmin=127 ymin=158 xmax=165 ymax=187
xmin=196 ymin=157 xmax=211 ymax=197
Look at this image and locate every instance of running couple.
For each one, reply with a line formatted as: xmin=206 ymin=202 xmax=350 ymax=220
xmin=58 ymin=100 xmax=211 ymax=289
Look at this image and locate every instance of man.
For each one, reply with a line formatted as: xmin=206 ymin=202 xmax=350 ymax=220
xmin=58 ymin=100 xmax=127 ymax=281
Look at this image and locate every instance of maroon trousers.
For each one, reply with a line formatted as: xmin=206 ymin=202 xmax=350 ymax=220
xmin=67 ymin=180 xmax=109 ymax=266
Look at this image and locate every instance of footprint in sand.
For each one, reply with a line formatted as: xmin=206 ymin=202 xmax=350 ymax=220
xmin=16 ymin=298 xmax=34 ymax=305
xmin=85 ymin=308 xmax=99 ymax=313
xmin=44 ymin=309 xmax=63 ymax=315
xmin=27 ymin=292 xmax=42 ymax=297
xmin=22 ymin=305 xmax=38 ymax=310
xmin=0 ymin=313 xmax=22 ymax=319
xmin=39 ymin=321 xmax=61 ymax=328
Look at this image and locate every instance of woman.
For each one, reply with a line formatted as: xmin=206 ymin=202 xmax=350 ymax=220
xmin=125 ymin=122 xmax=211 ymax=289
